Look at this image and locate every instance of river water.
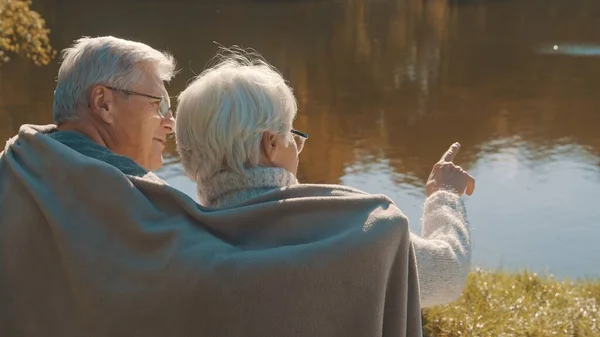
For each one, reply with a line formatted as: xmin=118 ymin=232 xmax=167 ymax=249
xmin=1 ymin=0 xmax=599 ymax=279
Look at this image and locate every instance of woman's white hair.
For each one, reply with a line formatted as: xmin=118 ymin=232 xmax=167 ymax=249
xmin=53 ymin=36 xmax=177 ymax=123
xmin=175 ymin=47 xmax=298 ymax=183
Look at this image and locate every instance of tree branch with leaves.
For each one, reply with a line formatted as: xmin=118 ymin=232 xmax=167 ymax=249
xmin=0 ymin=0 xmax=55 ymax=66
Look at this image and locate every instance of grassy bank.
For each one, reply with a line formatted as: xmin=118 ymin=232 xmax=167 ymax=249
xmin=422 ymin=269 xmax=600 ymax=337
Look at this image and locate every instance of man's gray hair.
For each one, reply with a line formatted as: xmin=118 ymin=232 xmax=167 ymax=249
xmin=53 ymin=36 xmax=177 ymax=123
xmin=175 ymin=47 xmax=298 ymax=183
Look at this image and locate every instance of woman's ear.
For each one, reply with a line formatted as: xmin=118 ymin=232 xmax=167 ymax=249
xmin=88 ymin=86 xmax=115 ymax=124
xmin=260 ymin=132 xmax=279 ymax=165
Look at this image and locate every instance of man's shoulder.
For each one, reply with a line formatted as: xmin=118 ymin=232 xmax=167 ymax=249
xmin=47 ymin=130 xmax=148 ymax=178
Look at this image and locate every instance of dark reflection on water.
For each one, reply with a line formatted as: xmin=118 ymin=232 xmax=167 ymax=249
xmin=1 ymin=0 xmax=599 ymax=278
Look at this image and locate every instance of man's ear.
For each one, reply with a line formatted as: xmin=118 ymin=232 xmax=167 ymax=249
xmin=260 ymin=132 xmax=279 ymax=164
xmin=88 ymin=85 xmax=115 ymax=124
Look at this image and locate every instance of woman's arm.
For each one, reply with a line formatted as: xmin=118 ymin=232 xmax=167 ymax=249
xmin=410 ymin=189 xmax=471 ymax=308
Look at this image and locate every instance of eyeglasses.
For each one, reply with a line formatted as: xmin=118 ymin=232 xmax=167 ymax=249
xmin=291 ymin=129 xmax=308 ymax=153
xmin=105 ymin=86 xmax=172 ymax=118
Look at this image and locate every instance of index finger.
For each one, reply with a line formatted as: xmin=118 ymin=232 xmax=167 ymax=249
xmin=440 ymin=142 xmax=461 ymax=163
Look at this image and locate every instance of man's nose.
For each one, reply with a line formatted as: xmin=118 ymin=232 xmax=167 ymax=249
xmin=163 ymin=112 xmax=175 ymax=134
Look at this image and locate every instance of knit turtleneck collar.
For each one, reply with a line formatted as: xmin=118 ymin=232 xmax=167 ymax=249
xmin=196 ymin=166 xmax=299 ymax=208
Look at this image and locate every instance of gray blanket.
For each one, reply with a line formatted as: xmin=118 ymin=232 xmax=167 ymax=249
xmin=0 ymin=124 xmax=422 ymax=337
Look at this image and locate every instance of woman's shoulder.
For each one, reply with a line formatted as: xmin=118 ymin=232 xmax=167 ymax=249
xmin=274 ymin=183 xmax=409 ymax=224
xmin=285 ymin=183 xmax=394 ymax=201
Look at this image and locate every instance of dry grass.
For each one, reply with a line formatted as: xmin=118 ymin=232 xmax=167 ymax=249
xmin=422 ymin=269 xmax=600 ymax=337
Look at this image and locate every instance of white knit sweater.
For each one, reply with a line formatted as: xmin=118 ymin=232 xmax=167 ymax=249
xmin=197 ymin=166 xmax=471 ymax=308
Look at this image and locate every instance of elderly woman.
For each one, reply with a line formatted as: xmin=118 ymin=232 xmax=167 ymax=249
xmin=176 ymin=50 xmax=475 ymax=308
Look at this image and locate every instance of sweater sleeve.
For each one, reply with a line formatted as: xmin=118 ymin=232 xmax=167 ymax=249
xmin=410 ymin=189 xmax=471 ymax=308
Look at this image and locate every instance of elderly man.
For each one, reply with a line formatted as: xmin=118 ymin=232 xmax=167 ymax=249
xmin=50 ymin=37 xmax=175 ymax=175
xmin=0 ymin=36 xmax=424 ymax=337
